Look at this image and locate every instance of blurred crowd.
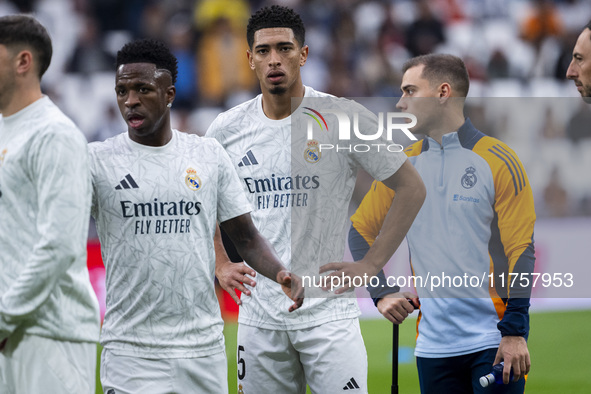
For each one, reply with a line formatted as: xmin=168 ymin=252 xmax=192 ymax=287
xmin=1 ymin=0 xmax=590 ymax=217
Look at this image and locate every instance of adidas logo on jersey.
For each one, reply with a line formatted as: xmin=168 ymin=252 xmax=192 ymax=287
xmin=238 ymin=150 xmax=259 ymax=167
xmin=115 ymin=174 xmax=139 ymax=190
xmin=343 ymin=377 xmax=360 ymax=390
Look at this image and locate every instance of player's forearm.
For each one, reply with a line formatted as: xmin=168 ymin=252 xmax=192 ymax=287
xmin=220 ymin=214 xmax=287 ymax=283
xmin=0 ymin=228 xmax=84 ymax=337
xmin=359 ymin=193 xmax=421 ymax=273
xmin=498 ymin=297 xmax=530 ymax=338
xmin=1 ymin=137 xmax=91 ymax=337
xmin=214 ymin=224 xmax=232 ymax=272
xmin=349 ymin=225 xmax=399 ymax=302
xmin=0 ymin=257 xmax=74 ymax=323
xmin=359 ymin=164 xmax=425 ymax=274
xmin=499 ymin=237 xmax=533 ymax=333
xmin=235 ymin=234 xmax=286 ymax=282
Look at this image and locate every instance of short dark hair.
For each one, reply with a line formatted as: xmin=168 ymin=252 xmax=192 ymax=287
xmin=0 ymin=14 xmax=52 ymax=79
xmin=586 ymin=19 xmax=591 ymax=36
xmin=116 ymin=38 xmax=178 ymax=84
xmin=403 ymin=54 xmax=470 ymax=97
xmin=247 ymin=5 xmax=305 ymax=49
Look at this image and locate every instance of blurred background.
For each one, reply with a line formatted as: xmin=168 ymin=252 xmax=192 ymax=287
xmin=3 ymin=0 xmax=590 ymax=318
xmin=2 ymin=0 xmax=590 ymax=219
xmin=3 ymin=0 xmax=590 ymax=308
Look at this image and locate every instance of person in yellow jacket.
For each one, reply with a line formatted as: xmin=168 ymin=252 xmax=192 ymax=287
xmin=349 ymin=54 xmax=535 ymax=393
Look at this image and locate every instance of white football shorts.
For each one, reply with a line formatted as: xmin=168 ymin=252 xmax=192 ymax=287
xmin=236 ymin=318 xmax=368 ymax=394
xmin=0 ymin=331 xmax=96 ymax=394
xmin=100 ymin=348 xmax=228 ymax=394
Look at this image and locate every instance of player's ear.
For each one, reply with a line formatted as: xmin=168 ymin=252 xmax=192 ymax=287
xmin=439 ymin=83 xmax=452 ymax=102
xmin=299 ymin=45 xmax=308 ymax=67
xmin=14 ymin=49 xmax=35 ymax=77
xmin=166 ymin=85 xmax=176 ymax=104
xmin=247 ymin=49 xmax=255 ymax=71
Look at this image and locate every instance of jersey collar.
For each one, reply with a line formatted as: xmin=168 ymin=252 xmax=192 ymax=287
xmin=255 ymin=86 xmax=313 ymax=127
xmin=422 ymin=118 xmax=483 ymax=151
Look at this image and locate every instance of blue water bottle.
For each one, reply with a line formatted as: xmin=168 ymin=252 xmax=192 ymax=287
xmin=479 ymin=362 xmax=514 ymax=387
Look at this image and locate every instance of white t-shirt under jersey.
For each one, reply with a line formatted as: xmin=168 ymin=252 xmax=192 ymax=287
xmin=89 ymin=129 xmax=251 ymax=358
xmin=206 ymin=87 xmax=407 ymax=330
xmin=0 ymin=96 xmax=100 ymax=343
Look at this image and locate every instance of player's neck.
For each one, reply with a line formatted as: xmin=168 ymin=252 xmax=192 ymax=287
xmin=260 ymin=83 xmax=305 ymax=120
xmin=129 ymin=124 xmax=173 ymax=147
xmin=1 ymin=84 xmax=43 ymax=117
xmin=427 ymin=112 xmax=465 ymax=145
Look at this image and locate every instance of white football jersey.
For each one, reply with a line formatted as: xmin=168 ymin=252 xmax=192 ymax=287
xmin=89 ymin=129 xmax=252 ymax=358
xmin=0 ymin=96 xmax=99 ymax=343
xmin=206 ymin=87 xmax=406 ymax=329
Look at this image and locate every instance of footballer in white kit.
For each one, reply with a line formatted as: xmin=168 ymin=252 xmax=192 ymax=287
xmin=207 ymin=8 xmax=425 ymax=393
xmin=0 ymin=15 xmax=99 ymax=394
xmin=208 ymin=87 xmax=407 ymax=327
xmin=93 ymin=38 xmax=301 ymax=394
xmin=90 ymin=130 xmax=251 ymax=359
xmin=208 ymin=85 xmax=411 ymax=393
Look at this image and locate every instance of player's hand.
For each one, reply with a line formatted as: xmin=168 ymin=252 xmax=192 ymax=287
xmin=276 ymin=270 xmax=304 ymax=312
xmin=376 ymin=292 xmax=419 ymax=324
xmin=215 ymin=260 xmax=256 ymax=306
xmin=318 ymin=261 xmax=376 ymax=294
xmin=493 ymin=335 xmax=530 ymax=384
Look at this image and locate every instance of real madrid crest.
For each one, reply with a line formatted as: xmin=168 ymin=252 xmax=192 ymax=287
xmin=0 ymin=149 xmax=6 ymax=168
xmin=461 ymin=166 xmax=477 ymax=189
xmin=185 ymin=167 xmax=202 ymax=191
xmin=304 ymin=139 xmax=321 ymax=164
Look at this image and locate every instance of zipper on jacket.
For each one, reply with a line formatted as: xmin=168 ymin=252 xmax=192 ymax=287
xmin=439 ymin=145 xmax=444 ymax=187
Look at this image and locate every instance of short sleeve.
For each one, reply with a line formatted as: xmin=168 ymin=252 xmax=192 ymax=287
xmin=215 ymin=141 xmax=252 ymax=223
xmin=88 ymin=143 xmax=99 ymax=219
xmin=347 ymin=104 xmax=408 ymax=181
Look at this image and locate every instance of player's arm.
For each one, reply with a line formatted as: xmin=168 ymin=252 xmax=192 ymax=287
xmin=220 ymin=214 xmax=303 ymax=312
xmin=0 ymin=131 xmax=91 ymax=343
xmin=488 ymin=144 xmax=536 ymax=384
xmin=321 ymin=159 xmax=425 ymax=293
xmin=360 ymin=160 xmax=425 ymax=274
xmin=214 ymin=224 xmax=256 ymax=306
xmin=213 ymin=138 xmax=302 ymax=311
xmin=206 ymin=116 xmax=258 ymax=306
xmin=349 ymin=180 xmax=418 ymax=323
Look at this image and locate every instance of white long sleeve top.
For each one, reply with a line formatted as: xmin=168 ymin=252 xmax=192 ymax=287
xmin=0 ymin=96 xmax=99 ymax=343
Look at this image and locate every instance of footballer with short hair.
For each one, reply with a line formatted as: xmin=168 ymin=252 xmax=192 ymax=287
xmin=208 ymin=5 xmax=425 ymax=393
xmin=90 ymin=38 xmax=301 ymax=393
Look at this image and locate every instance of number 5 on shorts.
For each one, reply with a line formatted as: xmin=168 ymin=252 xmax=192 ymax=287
xmin=238 ymin=345 xmax=246 ymax=380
